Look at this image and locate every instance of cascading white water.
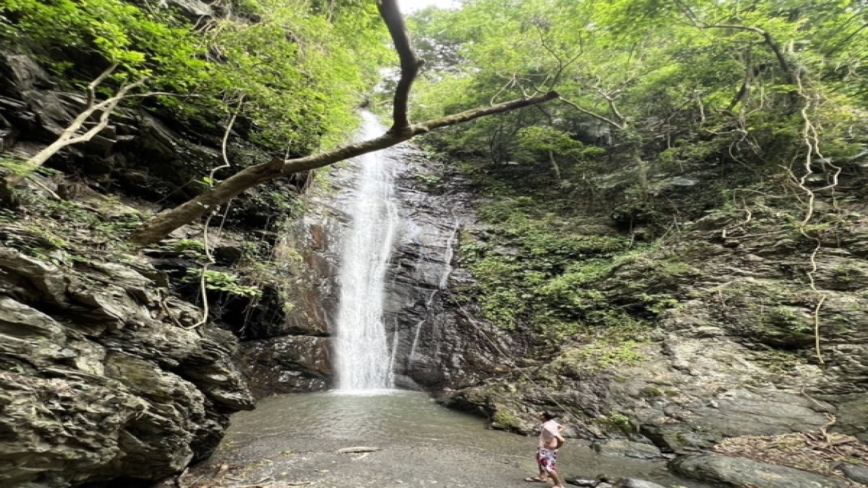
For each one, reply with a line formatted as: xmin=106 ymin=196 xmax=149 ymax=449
xmin=334 ymin=112 xmax=399 ymax=392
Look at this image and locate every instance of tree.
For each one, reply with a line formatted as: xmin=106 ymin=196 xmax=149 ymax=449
xmin=409 ymin=0 xmax=867 ymax=186
xmin=0 ymin=0 xmax=207 ymax=203
xmin=128 ymin=0 xmax=558 ymax=245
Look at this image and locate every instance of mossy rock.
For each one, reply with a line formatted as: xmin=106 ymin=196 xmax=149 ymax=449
xmin=490 ymin=406 xmax=534 ymax=434
xmin=752 ymin=306 xmax=816 ymax=348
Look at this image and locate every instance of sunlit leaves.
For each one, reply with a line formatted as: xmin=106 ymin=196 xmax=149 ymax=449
xmin=1 ymin=0 xmax=390 ymax=155
xmin=412 ymin=0 xmax=867 ymax=175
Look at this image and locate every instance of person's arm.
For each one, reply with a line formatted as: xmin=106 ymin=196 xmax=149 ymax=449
xmin=554 ymin=433 xmax=565 ymax=449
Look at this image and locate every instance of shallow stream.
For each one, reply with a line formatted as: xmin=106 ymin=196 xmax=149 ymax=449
xmin=198 ymin=391 xmax=710 ymax=488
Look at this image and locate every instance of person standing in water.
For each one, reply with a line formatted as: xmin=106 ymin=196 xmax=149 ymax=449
xmin=525 ymin=411 xmax=565 ymax=488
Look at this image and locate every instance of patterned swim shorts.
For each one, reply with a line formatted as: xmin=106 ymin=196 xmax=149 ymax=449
xmin=536 ymin=449 xmax=557 ymax=472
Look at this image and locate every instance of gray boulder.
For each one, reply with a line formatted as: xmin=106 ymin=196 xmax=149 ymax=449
xmin=670 ymin=454 xmax=850 ymax=488
xmin=836 ymin=463 xmax=868 ymax=485
xmin=592 ymin=439 xmax=663 ymax=460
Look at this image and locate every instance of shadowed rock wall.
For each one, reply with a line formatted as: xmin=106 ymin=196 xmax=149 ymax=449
xmin=0 ymin=248 xmax=254 ymax=487
xmin=241 ymin=143 xmax=510 ymax=395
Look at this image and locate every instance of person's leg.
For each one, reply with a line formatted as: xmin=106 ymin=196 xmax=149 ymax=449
xmin=525 ymin=451 xmax=549 ymax=482
xmin=542 ymin=450 xmax=563 ymax=488
xmin=546 ymin=468 xmax=564 ymax=488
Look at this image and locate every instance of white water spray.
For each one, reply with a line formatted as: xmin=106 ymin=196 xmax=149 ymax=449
xmin=334 ymin=112 xmax=400 ymax=391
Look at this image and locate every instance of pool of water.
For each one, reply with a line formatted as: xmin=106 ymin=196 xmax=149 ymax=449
xmin=204 ymin=391 xmax=710 ymax=488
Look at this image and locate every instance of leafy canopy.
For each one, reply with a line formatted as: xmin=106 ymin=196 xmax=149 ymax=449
xmin=1 ymin=0 xmax=390 ymax=153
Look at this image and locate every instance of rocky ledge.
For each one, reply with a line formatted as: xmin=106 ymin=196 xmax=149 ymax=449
xmin=0 ymin=247 xmax=254 ymax=487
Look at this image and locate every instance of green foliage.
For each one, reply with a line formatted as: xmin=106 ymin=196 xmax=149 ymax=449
xmin=174 ymin=239 xmax=206 ymax=254
xmin=491 ymin=408 xmax=523 ymax=430
xmin=754 ymin=347 xmax=805 ymax=374
xmin=1 ymin=154 xmax=60 ymax=177
xmin=513 ymin=126 xmax=606 ymax=174
xmin=459 ymin=186 xmax=680 ymax=343
xmin=184 ymin=268 xmax=262 ymax=298
xmin=413 ymin=173 xmax=443 ymax=188
xmin=571 ymin=340 xmax=646 ymax=370
xmin=1 ymin=0 xmax=388 ymax=157
xmin=601 ymin=411 xmax=634 ymax=433
xmin=200 ymin=0 xmax=388 ymax=150
xmin=411 ymin=0 xmax=868 ymax=208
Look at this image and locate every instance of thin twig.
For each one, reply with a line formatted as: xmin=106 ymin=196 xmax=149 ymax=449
xmin=187 ymin=100 xmax=244 ymax=330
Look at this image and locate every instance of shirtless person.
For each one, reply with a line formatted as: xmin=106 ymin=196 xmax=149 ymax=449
xmin=525 ymin=411 xmax=565 ymax=488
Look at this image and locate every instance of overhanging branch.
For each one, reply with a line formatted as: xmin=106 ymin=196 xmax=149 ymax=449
xmin=130 ymin=91 xmax=558 ymax=246
xmin=128 ymin=2 xmax=559 ymax=246
xmin=378 ymin=0 xmax=423 ymax=133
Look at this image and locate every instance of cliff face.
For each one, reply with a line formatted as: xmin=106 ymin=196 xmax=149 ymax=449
xmin=0 ymin=48 xmax=264 ymax=487
xmin=429 ymin=139 xmax=868 ymax=482
xmin=241 ymin=142 xmax=511 ymax=396
xmin=0 ymin=247 xmax=254 ymax=487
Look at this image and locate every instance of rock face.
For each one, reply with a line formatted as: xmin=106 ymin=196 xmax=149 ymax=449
xmin=384 ymin=148 xmax=510 ymax=390
xmin=0 ymin=50 xmax=286 ymax=228
xmin=437 ymin=211 xmax=868 ymax=461
xmin=0 ymin=248 xmax=254 ymax=487
xmin=670 ymin=454 xmax=850 ymax=488
xmin=238 ymin=335 xmax=332 ymax=397
xmin=591 ymin=440 xmax=663 ymax=460
xmin=837 ymin=463 xmax=868 ymax=485
xmin=242 ymin=142 xmax=510 ymax=394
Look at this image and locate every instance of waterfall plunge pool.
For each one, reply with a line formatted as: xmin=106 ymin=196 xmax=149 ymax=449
xmin=199 ymin=391 xmax=711 ymax=488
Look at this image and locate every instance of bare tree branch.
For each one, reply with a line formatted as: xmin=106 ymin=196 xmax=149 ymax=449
xmin=86 ymin=63 xmax=119 ymax=107
xmin=558 ymin=96 xmax=625 ymax=130
xmin=598 ymin=89 xmax=627 ymax=127
xmin=212 ymin=95 xmax=246 ymax=182
xmin=1 ymin=72 xmax=147 ymax=200
xmin=378 ymin=0 xmax=423 ymax=133
xmin=129 ymin=91 xmax=558 ymax=245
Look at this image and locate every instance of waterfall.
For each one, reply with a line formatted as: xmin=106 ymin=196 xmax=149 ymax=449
xmin=333 ymin=112 xmax=399 ymax=392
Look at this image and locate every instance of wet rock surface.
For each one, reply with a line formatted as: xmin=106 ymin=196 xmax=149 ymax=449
xmin=246 ymin=144 xmax=510 ymax=394
xmin=837 ymin=463 xmax=868 ymax=485
xmin=238 ymin=335 xmax=332 ymax=397
xmin=669 ymin=454 xmax=851 ymax=488
xmin=0 ymin=248 xmax=253 ymax=487
xmin=384 ymin=153 xmax=510 ymax=390
xmin=592 ymin=440 xmax=664 ymax=461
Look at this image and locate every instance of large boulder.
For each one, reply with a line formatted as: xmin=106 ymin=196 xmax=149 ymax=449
xmin=0 ymin=248 xmax=253 ymax=487
xmin=669 ymin=454 xmax=850 ymax=488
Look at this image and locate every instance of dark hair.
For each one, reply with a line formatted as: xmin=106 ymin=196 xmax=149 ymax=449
xmin=541 ymin=411 xmax=558 ymax=421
